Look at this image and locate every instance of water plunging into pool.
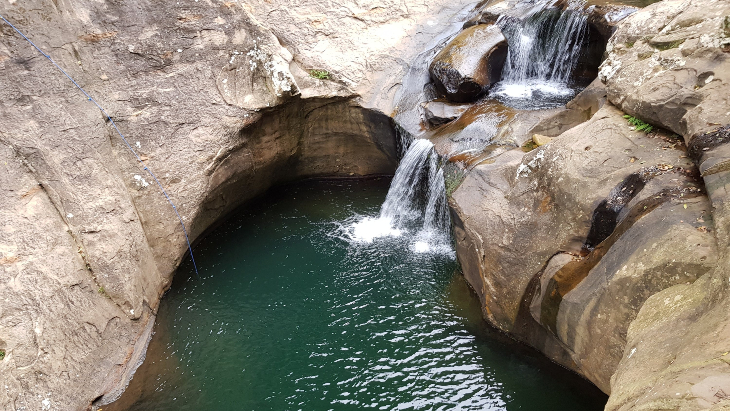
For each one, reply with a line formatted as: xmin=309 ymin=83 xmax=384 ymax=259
xmin=109 ymin=179 xmax=606 ymax=410
xmin=348 ymin=139 xmax=450 ymax=254
xmin=490 ymin=0 xmax=590 ymax=109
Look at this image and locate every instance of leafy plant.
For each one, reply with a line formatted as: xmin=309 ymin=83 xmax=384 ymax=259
xmin=444 ymin=163 xmax=467 ymax=198
xmin=624 ymin=115 xmax=654 ymax=133
xmin=309 ymin=69 xmax=330 ymax=80
xmin=0 ymin=349 xmax=5 ymax=360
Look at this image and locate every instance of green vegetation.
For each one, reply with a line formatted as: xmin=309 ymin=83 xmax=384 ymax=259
xmin=98 ymin=286 xmax=107 ymax=296
xmin=653 ymin=39 xmax=685 ymax=51
xmin=309 ymin=69 xmax=330 ymax=80
xmin=444 ymin=163 xmax=467 ymax=197
xmin=624 ymin=115 xmax=654 ymax=133
xmin=522 ymin=140 xmax=539 ymax=152
xmin=625 ymin=41 xmax=635 ymax=48
xmin=0 ymin=349 xmax=5 ymax=360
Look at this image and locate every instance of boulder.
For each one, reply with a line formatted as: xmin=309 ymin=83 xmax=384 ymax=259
xmin=446 ymin=104 xmax=717 ymax=392
xmin=599 ymin=0 xmax=730 ymax=139
xmin=429 ymin=24 xmax=508 ymax=103
xmin=422 ymin=100 xmax=471 ymax=126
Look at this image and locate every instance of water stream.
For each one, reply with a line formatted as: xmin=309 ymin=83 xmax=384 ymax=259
xmin=109 ymin=179 xmax=607 ymax=410
xmin=348 ymin=139 xmax=450 ymax=255
xmin=489 ymin=0 xmax=590 ymax=109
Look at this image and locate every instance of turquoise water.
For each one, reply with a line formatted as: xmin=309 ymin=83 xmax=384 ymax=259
xmin=110 ymin=179 xmax=606 ymax=410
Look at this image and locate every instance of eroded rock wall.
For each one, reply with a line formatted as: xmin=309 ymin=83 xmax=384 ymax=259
xmin=0 ymin=0 xmax=478 ymax=408
xmin=446 ymin=0 xmax=730 ymax=408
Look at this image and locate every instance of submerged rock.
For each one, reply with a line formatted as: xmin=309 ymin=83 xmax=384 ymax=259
xmin=429 ymin=24 xmax=508 ymax=103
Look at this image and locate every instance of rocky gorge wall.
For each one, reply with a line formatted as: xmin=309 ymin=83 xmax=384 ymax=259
xmin=434 ymin=0 xmax=730 ymax=409
xmin=0 ymin=0 xmax=477 ymax=409
xmin=1 ymin=0 xmax=730 ymax=410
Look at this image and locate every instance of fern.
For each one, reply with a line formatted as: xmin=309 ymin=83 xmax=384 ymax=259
xmin=624 ymin=115 xmax=654 ymax=133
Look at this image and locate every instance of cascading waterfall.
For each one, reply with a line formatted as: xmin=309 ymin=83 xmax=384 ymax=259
xmin=347 ymin=139 xmax=451 ymax=254
xmin=490 ymin=0 xmax=589 ymax=108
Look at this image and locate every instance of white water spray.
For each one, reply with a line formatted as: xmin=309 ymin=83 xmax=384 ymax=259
xmin=347 ymin=139 xmax=451 ymax=254
xmin=490 ymin=0 xmax=588 ymax=107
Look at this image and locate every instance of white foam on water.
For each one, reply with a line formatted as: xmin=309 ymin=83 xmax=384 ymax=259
xmin=491 ymin=80 xmax=575 ymax=99
xmin=347 ymin=216 xmax=403 ymax=243
xmin=340 ymin=139 xmax=454 ymax=257
xmin=413 ymin=241 xmax=430 ymax=253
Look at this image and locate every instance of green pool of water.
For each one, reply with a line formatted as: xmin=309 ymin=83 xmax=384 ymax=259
xmin=110 ymin=179 xmax=607 ymax=410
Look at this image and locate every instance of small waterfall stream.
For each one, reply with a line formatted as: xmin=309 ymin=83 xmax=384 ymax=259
xmin=348 ymin=139 xmax=451 ymax=254
xmin=490 ymin=0 xmax=589 ymax=108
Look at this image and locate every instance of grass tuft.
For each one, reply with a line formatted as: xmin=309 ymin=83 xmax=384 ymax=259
xmin=309 ymin=69 xmax=330 ymax=80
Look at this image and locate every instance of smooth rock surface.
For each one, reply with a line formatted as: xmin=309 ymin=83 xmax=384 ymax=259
xmin=423 ymin=99 xmax=472 ymax=126
xmin=596 ymin=0 xmax=730 ymax=408
xmin=447 ymin=103 xmax=717 ymax=393
xmin=429 ymin=24 xmax=508 ymax=102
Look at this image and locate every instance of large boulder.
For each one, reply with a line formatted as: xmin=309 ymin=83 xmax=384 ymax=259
xmin=447 ymin=103 xmax=717 ymax=392
xmin=429 ymin=24 xmax=508 ymax=103
xmin=599 ymin=0 xmax=730 ymax=139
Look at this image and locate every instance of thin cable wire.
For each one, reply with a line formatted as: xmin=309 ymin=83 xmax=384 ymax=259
xmin=0 ymin=13 xmax=200 ymax=277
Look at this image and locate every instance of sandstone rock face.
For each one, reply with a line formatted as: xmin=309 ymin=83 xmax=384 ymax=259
xmin=594 ymin=0 xmax=730 ymax=409
xmin=429 ymin=24 xmax=508 ymax=103
xmin=448 ymin=103 xmax=717 ymax=393
xmin=0 ymin=0 xmax=478 ymax=409
xmin=445 ymin=0 xmax=730 ymax=407
xmin=599 ymin=0 xmax=730 ymax=139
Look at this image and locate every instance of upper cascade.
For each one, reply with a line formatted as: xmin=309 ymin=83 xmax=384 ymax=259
xmin=490 ymin=0 xmax=590 ymax=107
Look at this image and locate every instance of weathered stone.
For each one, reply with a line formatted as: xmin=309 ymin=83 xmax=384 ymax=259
xmin=532 ymin=134 xmax=553 ymax=146
xmin=429 ymin=24 xmax=508 ymax=103
xmin=0 ymin=0 xmax=479 ymax=408
xmin=599 ymin=0 xmax=730 ymax=139
xmin=445 ymin=104 xmax=716 ymax=392
xmin=423 ymin=100 xmax=471 ymax=126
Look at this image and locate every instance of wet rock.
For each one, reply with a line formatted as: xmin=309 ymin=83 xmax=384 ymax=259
xmin=423 ymin=100 xmax=471 ymax=126
xmin=529 ymin=77 xmax=608 ymax=137
xmin=429 ymin=24 xmax=508 ymax=103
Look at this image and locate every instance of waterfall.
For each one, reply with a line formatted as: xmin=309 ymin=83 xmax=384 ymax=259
xmin=490 ymin=0 xmax=588 ymax=107
xmin=348 ymin=139 xmax=451 ymax=254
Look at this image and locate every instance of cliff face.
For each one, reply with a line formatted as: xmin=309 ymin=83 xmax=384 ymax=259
xmin=443 ymin=0 xmax=730 ymax=408
xmin=0 ymin=0 xmax=475 ymax=409
xmin=2 ymin=0 xmax=730 ymax=409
